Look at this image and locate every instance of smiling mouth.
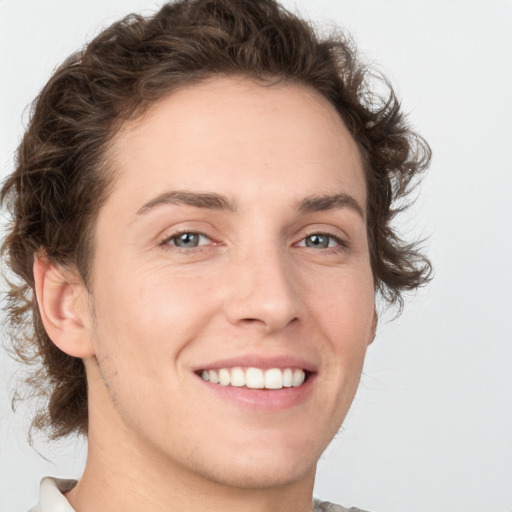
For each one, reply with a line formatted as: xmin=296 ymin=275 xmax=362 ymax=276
xmin=196 ymin=367 xmax=309 ymax=390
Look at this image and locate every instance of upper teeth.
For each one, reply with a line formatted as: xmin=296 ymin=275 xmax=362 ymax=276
xmin=200 ymin=367 xmax=306 ymax=389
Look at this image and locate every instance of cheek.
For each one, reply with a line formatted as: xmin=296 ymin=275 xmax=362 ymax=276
xmin=88 ymin=272 xmax=214 ymax=421
xmin=91 ymin=269 xmax=220 ymax=370
xmin=307 ymin=265 xmax=375 ymax=331
xmin=305 ymin=266 xmax=375 ymax=379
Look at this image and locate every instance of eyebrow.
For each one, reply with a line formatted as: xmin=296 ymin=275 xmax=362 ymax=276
xmin=136 ymin=191 xmax=236 ymax=215
xmin=297 ymin=193 xmax=366 ymax=220
xmin=135 ymin=190 xmax=365 ymax=220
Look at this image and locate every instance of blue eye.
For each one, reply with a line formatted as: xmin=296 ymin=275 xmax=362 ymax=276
xmin=167 ymin=232 xmax=210 ymax=248
xmin=299 ymin=234 xmax=341 ymax=249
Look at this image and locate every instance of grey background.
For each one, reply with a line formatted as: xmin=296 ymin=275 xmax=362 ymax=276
xmin=1 ymin=1 xmax=511 ymax=511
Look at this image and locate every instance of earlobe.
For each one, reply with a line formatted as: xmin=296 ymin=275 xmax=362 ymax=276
xmin=33 ymin=255 xmax=95 ymax=358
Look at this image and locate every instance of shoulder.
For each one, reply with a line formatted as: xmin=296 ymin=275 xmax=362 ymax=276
xmin=29 ymin=477 xmax=77 ymax=512
xmin=313 ymin=498 xmax=371 ymax=512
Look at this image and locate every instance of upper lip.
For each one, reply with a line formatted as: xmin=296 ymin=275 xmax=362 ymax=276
xmin=194 ymin=354 xmax=317 ymax=373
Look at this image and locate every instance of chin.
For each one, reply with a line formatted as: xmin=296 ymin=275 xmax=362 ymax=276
xmin=202 ymin=456 xmax=317 ymax=490
xmin=182 ymin=436 xmax=321 ymax=490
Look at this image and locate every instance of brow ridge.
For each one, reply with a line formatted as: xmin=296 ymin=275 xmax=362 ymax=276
xmin=137 ymin=190 xmax=236 ymax=215
xmin=297 ymin=193 xmax=365 ymax=220
xmin=136 ymin=190 xmax=364 ymax=221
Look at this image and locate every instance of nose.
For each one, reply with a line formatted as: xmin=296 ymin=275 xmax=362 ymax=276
xmin=223 ymin=244 xmax=302 ymax=334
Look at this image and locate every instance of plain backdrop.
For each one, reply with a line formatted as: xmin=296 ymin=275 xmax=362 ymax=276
xmin=0 ymin=1 xmax=511 ymax=511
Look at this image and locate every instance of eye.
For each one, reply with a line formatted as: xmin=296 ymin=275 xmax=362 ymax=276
xmin=164 ymin=232 xmax=211 ymax=249
xmin=298 ymin=233 xmax=343 ymax=249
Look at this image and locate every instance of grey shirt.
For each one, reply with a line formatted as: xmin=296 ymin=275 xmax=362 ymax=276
xmin=30 ymin=477 xmax=369 ymax=512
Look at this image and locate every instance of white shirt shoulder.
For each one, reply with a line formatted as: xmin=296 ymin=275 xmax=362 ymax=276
xmin=29 ymin=477 xmax=77 ymax=512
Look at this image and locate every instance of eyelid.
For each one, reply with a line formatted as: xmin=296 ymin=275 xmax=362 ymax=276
xmin=295 ymin=223 xmax=349 ymax=243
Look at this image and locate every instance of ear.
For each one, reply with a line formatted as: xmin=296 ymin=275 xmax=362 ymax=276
xmin=368 ymin=309 xmax=378 ymax=346
xmin=33 ymin=255 xmax=95 ymax=358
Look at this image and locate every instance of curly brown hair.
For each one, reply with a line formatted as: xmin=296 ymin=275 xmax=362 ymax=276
xmin=1 ymin=0 xmax=431 ymax=440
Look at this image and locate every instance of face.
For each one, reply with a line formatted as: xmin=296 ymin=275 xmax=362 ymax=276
xmin=82 ymin=77 xmax=376 ymax=489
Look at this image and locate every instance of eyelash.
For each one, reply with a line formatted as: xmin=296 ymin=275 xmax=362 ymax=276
xmin=159 ymin=230 xmax=348 ymax=253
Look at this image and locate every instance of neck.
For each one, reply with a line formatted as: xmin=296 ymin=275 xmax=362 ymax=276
xmin=67 ymin=437 xmax=316 ymax=512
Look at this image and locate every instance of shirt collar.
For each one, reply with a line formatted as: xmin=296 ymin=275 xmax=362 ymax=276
xmin=35 ymin=477 xmax=77 ymax=512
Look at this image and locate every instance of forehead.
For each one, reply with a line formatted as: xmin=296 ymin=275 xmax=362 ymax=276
xmin=105 ymin=77 xmax=366 ymax=211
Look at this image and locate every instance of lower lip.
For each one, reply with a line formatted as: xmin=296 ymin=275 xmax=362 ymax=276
xmin=196 ymin=373 xmax=316 ymax=412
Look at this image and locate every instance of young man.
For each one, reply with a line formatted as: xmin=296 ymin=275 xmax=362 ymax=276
xmin=1 ymin=1 xmax=430 ymax=511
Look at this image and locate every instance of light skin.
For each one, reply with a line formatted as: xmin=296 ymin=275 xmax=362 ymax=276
xmin=34 ymin=77 xmax=377 ymax=512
